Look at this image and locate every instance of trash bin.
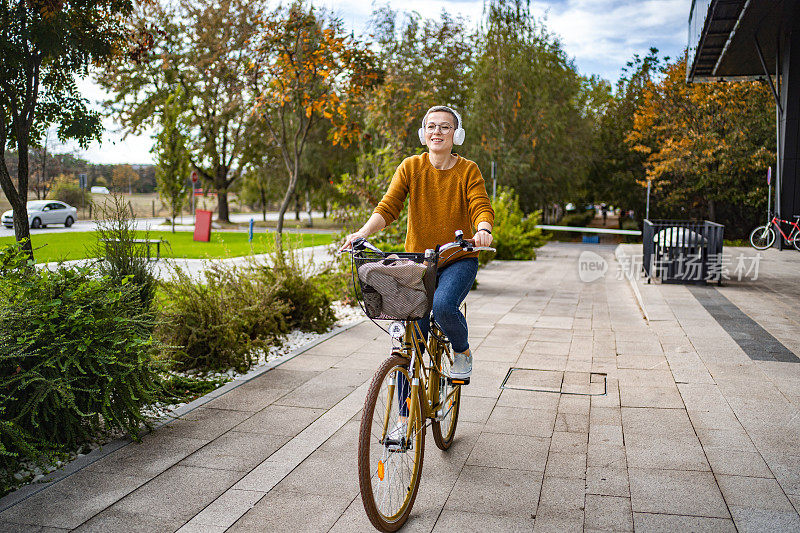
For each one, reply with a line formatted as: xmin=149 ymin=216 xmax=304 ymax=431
xmin=642 ymin=220 xmax=724 ymax=284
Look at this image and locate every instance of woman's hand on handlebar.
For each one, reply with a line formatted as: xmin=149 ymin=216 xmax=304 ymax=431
xmin=474 ymin=228 xmax=493 ymax=248
xmin=339 ymin=231 xmax=368 ymax=252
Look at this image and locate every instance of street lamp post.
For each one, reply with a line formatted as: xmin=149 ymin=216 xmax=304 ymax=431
xmin=646 ymin=179 xmax=652 ymax=220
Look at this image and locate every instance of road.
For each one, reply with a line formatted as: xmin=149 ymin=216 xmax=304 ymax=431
xmin=0 ymin=211 xmax=330 ymax=238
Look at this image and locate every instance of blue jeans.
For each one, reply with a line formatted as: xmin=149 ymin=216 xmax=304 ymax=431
xmin=418 ymin=257 xmax=478 ymax=353
xmin=398 ymin=257 xmax=478 ymax=416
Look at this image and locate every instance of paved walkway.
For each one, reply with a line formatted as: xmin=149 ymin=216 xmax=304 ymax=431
xmin=2 ymin=242 xmax=800 ymax=532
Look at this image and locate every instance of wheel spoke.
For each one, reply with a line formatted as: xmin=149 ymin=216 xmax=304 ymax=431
xmin=359 ymin=358 xmax=424 ymax=527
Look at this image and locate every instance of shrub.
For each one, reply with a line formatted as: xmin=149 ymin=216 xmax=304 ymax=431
xmin=48 ymin=176 xmax=89 ymax=207
xmin=156 ymin=245 xmax=339 ymax=373
xmin=156 ymin=262 xmax=290 ymax=373
xmin=621 ymin=218 xmax=640 ymax=243
xmin=558 ymin=210 xmax=596 ymax=228
xmin=0 ymin=244 xmax=161 ymax=483
xmin=488 ymin=187 xmax=548 ymax=261
xmin=258 ymin=251 xmax=337 ymax=333
xmin=90 ymin=194 xmax=158 ymax=309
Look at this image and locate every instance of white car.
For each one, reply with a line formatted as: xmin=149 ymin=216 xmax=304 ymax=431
xmin=1 ymin=200 xmax=78 ymax=229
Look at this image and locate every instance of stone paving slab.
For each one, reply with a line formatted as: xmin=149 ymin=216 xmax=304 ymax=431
xmin=1 ymin=242 xmax=800 ymax=531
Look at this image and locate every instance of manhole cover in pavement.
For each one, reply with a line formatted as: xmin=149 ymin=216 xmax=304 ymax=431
xmin=500 ymin=368 xmax=607 ymax=396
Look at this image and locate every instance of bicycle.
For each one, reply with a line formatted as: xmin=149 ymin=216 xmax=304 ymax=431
xmin=341 ymin=231 xmax=494 ymax=532
xmin=749 ymin=213 xmax=800 ymax=251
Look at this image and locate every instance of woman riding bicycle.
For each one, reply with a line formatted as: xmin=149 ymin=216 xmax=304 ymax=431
xmin=340 ymin=105 xmax=494 ymax=381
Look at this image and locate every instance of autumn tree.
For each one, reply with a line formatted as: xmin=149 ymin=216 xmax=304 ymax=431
xmin=98 ymin=0 xmax=264 ymax=222
xmin=153 ymin=88 xmax=189 ymax=232
xmin=469 ymin=0 xmax=591 ymax=212
xmin=0 ymin=0 xmax=134 ymax=258
xmin=250 ymin=1 xmax=379 ymax=244
xmin=111 ymin=164 xmax=138 ymax=194
xmin=628 ymin=57 xmax=774 ymax=236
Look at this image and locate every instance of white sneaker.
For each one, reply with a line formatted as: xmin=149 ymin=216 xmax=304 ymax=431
xmin=386 ymin=419 xmax=408 ymax=451
xmin=450 ymin=350 xmax=472 ymax=381
xmin=387 ymin=420 xmax=407 ymax=441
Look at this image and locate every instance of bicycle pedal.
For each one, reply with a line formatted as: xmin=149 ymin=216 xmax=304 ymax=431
xmin=448 ymin=377 xmax=470 ymax=385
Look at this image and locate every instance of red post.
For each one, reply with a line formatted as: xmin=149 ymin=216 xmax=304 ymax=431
xmin=193 ymin=209 xmax=212 ymax=242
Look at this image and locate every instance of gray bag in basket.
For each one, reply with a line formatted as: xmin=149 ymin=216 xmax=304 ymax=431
xmin=357 ymin=256 xmax=429 ymax=318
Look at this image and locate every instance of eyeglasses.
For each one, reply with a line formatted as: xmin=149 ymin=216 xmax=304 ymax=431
xmin=425 ymin=122 xmax=453 ymax=134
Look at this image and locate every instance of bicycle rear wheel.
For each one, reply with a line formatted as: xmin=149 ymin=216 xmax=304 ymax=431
xmin=750 ymin=225 xmax=776 ymax=250
xmin=358 ymin=355 xmax=425 ymax=532
xmin=430 ymin=340 xmax=461 ymax=450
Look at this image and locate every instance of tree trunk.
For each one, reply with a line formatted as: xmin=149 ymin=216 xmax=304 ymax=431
xmin=708 ymin=198 xmax=716 ymax=222
xmin=276 ymin=168 xmax=300 ymax=254
xmin=217 ymin=189 xmax=230 ymax=222
xmin=294 ymin=192 xmax=300 ymax=220
xmin=259 ymin=187 xmax=267 ymax=222
xmin=10 ymin=194 xmax=32 ymax=254
xmin=12 ymin=137 xmax=33 ymax=260
xmin=305 ymin=189 xmax=313 ymax=227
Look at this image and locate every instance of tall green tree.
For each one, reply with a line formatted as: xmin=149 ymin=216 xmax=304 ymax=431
xmin=98 ymin=0 xmax=264 ymax=222
xmin=469 ymin=0 xmax=590 ymax=212
xmin=364 ymin=7 xmax=474 ymax=153
xmin=585 ymin=48 xmax=661 ymax=220
xmin=153 ymin=88 xmax=189 ymax=232
xmin=0 ymin=0 xmax=134 ymax=258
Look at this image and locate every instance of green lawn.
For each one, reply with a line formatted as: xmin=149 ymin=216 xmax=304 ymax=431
xmin=0 ymin=231 xmax=335 ymax=263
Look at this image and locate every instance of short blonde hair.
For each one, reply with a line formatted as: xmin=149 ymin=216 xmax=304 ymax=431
xmin=423 ymin=106 xmax=459 ymax=129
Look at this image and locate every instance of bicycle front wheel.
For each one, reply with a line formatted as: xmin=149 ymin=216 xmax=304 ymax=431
xmin=750 ymin=225 xmax=776 ymax=250
xmin=358 ymin=355 xmax=425 ymax=532
xmin=430 ymin=340 xmax=461 ymax=450
xmin=792 ymin=232 xmax=800 ymax=252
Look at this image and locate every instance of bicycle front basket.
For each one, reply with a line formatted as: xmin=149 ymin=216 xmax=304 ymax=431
xmin=353 ymin=251 xmax=436 ymax=321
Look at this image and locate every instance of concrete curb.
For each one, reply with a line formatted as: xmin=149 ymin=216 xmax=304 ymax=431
xmin=614 ymin=244 xmax=649 ymax=322
xmin=0 ymin=318 xmax=365 ymax=513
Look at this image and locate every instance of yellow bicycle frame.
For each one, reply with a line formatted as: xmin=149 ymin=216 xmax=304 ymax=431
xmin=377 ymin=318 xmax=460 ymax=443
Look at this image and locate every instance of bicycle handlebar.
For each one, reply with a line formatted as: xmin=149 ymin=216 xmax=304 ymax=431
xmin=338 ymin=233 xmax=496 ymax=257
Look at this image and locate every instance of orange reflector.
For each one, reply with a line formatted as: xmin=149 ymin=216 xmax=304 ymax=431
xmin=405 ymin=398 xmax=411 ymax=410
xmin=378 ymin=461 xmax=385 ymax=480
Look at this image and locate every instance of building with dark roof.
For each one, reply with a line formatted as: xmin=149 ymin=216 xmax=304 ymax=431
xmin=687 ymin=0 xmax=800 ymax=247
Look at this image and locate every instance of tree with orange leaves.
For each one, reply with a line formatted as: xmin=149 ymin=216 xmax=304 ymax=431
xmin=628 ymin=57 xmax=774 ymax=235
xmin=250 ymin=1 xmax=379 ymax=243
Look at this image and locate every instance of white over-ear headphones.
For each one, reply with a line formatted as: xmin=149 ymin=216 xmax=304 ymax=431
xmin=418 ymin=106 xmax=465 ymax=146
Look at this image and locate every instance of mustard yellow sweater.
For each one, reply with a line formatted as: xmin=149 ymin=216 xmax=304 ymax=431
xmin=374 ymin=153 xmax=495 ymax=257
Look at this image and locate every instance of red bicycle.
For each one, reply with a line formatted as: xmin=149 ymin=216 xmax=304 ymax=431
xmin=749 ymin=213 xmax=800 ymax=251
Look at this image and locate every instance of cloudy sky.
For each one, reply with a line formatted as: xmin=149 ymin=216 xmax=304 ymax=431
xmin=71 ymin=0 xmax=689 ymax=165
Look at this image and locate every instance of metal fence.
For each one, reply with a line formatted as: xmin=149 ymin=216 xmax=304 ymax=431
xmin=642 ymin=219 xmax=724 ymax=284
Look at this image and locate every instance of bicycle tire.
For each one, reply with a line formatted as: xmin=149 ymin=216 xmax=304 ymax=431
xmin=430 ymin=340 xmax=461 ymax=451
xmin=793 ymin=232 xmax=800 ymax=252
xmin=358 ymin=355 xmax=425 ymax=532
xmin=749 ymin=225 xmax=776 ymax=250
